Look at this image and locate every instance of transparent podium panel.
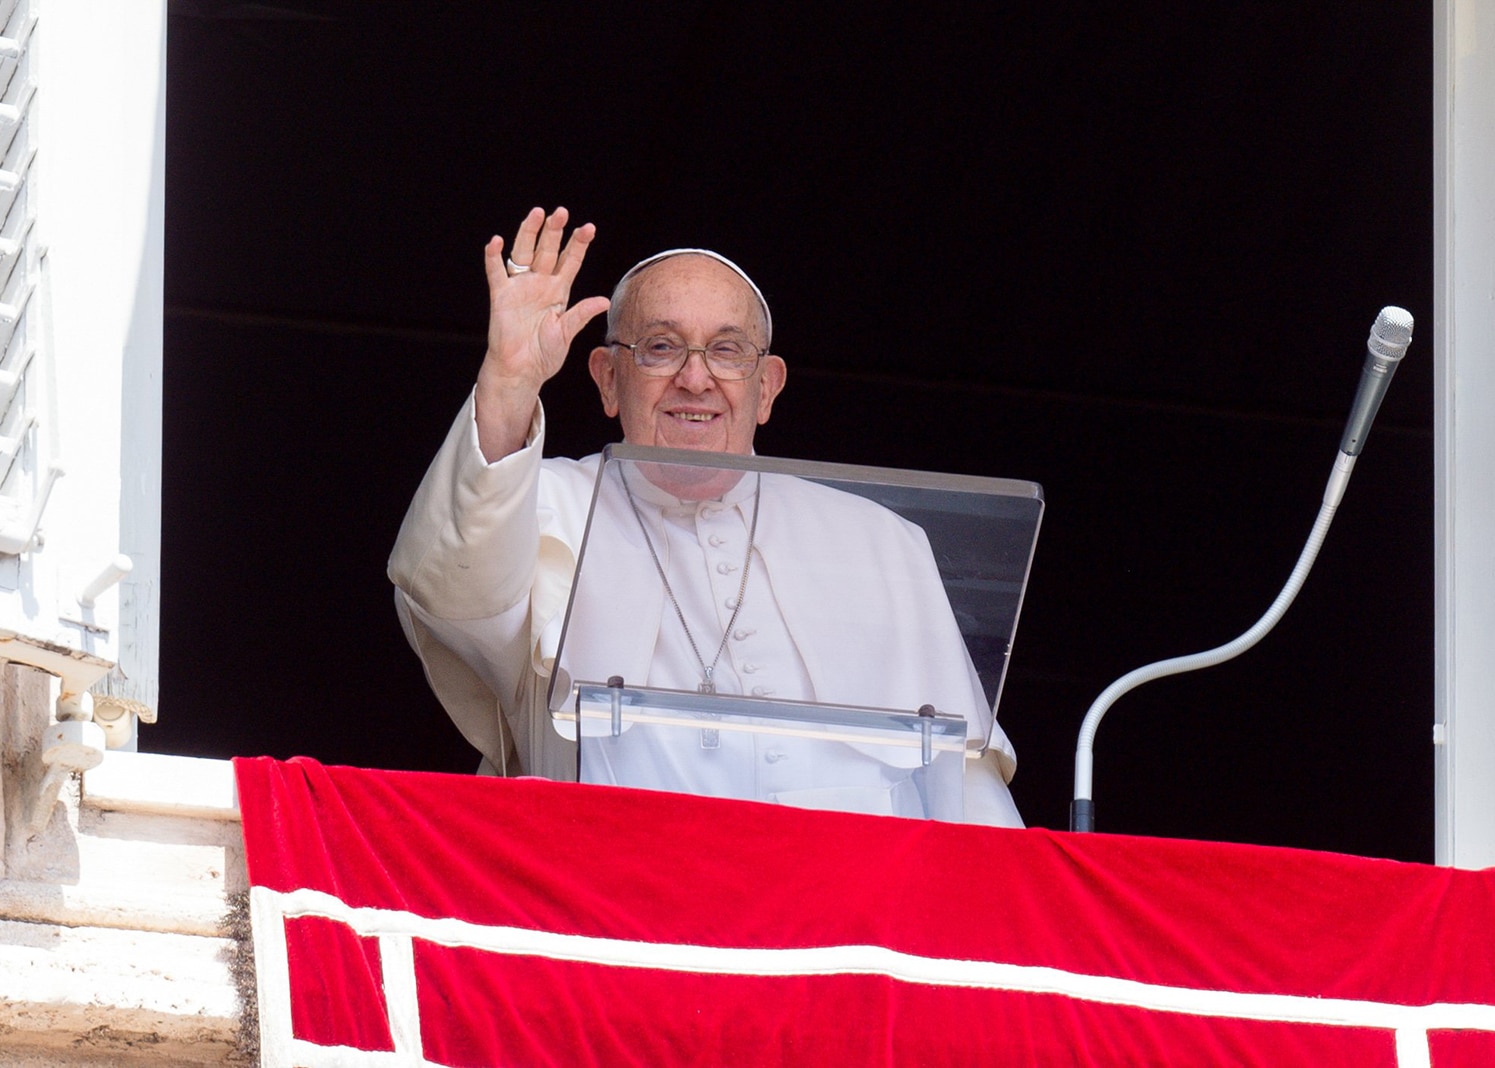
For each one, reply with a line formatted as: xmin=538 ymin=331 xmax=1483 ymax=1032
xmin=547 ymin=444 xmax=1043 ymax=821
xmin=571 ymin=682 xmax=969 ymax=820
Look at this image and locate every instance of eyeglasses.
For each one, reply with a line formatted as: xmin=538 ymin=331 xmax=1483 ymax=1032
xmin=608 ymin=334 xmax=768 ymax=381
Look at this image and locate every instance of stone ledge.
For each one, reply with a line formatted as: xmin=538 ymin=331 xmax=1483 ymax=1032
xmin=3 ymin=752 xmax=245 ymax=939
xmin=0 ymin=872 xmax=232 ymax=940
xmin=83 ymin=752 xmax=239 ymax=822
xmin=0 ymin=1029 xmax=246 ymax=1067
xmin=0 ymin=918 xmax=241 ymax=1061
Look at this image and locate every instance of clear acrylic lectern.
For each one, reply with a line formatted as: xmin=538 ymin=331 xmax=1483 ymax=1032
xmin=548 ymin=445 xmax=1042 ymax=822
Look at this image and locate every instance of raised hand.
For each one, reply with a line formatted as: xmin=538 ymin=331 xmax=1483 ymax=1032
xmin=475 ymin=207 xmax=609 ymax=461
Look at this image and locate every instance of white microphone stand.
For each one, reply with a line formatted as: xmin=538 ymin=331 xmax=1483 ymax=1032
xmin=1070 ymin=307 xmax=1414 ymax=833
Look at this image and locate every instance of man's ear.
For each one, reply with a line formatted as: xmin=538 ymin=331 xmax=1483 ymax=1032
xmin=756 ymin=355 xmax=787 ymax=425
xmin=588 ymin=345 xmax=620 ymax=417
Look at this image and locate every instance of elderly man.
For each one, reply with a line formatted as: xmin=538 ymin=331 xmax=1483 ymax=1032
xmin=390 ymin=207 xmax=1022 ymax=826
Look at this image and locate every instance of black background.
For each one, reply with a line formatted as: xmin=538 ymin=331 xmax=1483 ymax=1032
xmin=157 ymin=3 xmax=1433 ymax=861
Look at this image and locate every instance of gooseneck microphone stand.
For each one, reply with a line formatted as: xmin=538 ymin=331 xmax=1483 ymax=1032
xmin=1070 ymin=307 xmax=1415 ymax=833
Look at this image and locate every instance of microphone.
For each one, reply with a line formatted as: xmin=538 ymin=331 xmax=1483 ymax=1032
xmin=1339 ymin=306 xmax=1414 ymax=456
xmin=1070 ymin=305 xmax=1415 ymax=833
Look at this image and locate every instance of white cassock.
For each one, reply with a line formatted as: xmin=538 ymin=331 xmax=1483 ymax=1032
xmin=390 ymin=394 xmax=1022 ymax=827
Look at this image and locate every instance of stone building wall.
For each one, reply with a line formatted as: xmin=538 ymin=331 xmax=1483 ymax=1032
xmin=0 ymin=663 xmax=247 ymax=1064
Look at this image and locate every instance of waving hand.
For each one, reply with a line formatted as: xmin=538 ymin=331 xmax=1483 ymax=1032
xmin=475 ymin=206 xmax=609 ymax=460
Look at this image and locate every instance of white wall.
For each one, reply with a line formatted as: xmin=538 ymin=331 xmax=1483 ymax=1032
xmin=1434 ymin=0 xmax=1495 ymax=869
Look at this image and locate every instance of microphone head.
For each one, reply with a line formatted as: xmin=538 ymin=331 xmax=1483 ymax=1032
xmin=1368 ymin=306 xmax=1414 ymax=362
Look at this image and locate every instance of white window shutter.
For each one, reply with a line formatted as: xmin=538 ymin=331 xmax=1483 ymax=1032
xmin=0 ymin=0 xmax=165 ymax=747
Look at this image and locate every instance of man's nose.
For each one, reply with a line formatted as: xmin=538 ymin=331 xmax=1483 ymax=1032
xmin=672 ymin=348 xmax=716 ymax=391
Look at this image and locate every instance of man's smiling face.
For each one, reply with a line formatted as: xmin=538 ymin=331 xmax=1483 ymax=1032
xmin=589 ymin=255 xmax=786 ymax=455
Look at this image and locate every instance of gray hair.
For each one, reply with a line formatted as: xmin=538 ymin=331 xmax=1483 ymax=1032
xmin=605 ymin=248 xmax=773 ymax=347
